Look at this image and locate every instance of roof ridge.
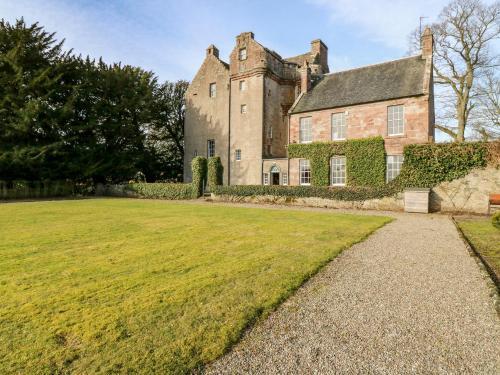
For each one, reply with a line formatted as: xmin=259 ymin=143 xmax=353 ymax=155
xmin=325 ymin=54 xmax=422 ymax=77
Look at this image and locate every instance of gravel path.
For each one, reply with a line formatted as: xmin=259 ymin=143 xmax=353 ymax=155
xmin=205 ymin=212 xmax=500 ymax=374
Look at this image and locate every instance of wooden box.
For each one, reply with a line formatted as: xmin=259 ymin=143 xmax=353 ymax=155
xmin=404 ymin=188 xmax=430 ymax=213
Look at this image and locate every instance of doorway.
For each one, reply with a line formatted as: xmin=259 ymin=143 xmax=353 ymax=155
xmin=271 ymin=172 xmax=280 ymax=185
xmin=270 ymin=165 xmax=280 ymax=185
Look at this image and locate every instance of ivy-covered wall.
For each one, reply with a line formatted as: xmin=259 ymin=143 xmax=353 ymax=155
xmin=288 ymin=137 xmax=386 ymax=187
xmin=395 ymin=142 xmax=490 ymax=188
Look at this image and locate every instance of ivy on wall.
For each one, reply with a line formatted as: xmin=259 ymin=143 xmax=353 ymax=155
xmin=191 ymin=156 xmax=207 ymax=198
xmin=207 ymin=156 xmax=223 ymax=190
xmin=288 ymin=137 xmax=386 ymax=187
xmin=394 ymin=142 xmax=491 ymax=188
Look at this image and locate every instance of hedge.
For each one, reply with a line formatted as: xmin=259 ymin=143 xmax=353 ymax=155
xmin=288 ymin=137 xmax=385 ymax=187
xmin=211 ymin=184 xmax=397 ymax=201
xmin=125 ymin=183 xmax=193 ymax=200
xmin=395 ymin=142 xmax=490 ymax=188
xmin=207 ymin=156 xmax=223 ymax=190
xmin=0 ymin=180 xmax=75 ymax=200
xmin=191 ymin=156 xmax=208 ymax=198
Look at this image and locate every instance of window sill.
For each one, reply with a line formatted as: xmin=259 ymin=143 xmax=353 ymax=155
xmin=385 ymin=134 xmax=405 ymax=138
xmin=332 ymin=184 xmax=346 ymax=187
xmin=300 ymin=183 xmax=311 ymax=186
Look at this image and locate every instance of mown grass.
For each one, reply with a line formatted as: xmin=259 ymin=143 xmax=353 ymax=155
xmin=456 ymin=217 xmax=500 ymax=279
xmin=0 ymin=199 xmax=391 ymax=374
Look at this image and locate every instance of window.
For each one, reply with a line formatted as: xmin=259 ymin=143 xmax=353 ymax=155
xmin=238 ymin=47 xmax=247 ymax=61
xmin=386 ymin=155 xmax=403 ymax=182
xmin=299 ymin=117 xmax=312 ymax=143
xmin=282 ymin=172 xmax=288 ymax=186
xmin=239 ymin=80 xmax=247 ymax=91
xmin=263 ymin=173 xmax=269 ymax=185
xmin=240 ymin=104 xmax=247 ymax=114
xmin=388 ymin=105 xmax=404 ymax=135
xmin=299 ymin=159 xmax=311 ymax=185
xmin=235 ymin=149 xmax=241 ymax=161
xmin=193 ymin=150 xmax=198 ymax=157
xmin=331 ymin=112 xmax=346 ymax=140
xmin=207 ymin=139 xmax=215 ymax=157
xmin=331 ymin=156 xmax=346 ymax=186
xmin=209 ymin=82 xmax=216 ymax=98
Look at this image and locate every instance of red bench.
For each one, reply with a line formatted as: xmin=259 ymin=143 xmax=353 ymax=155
xmin=489 ymin=194 xmax=500 ymax=213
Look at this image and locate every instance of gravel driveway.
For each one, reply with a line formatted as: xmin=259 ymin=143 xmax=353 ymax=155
xmin=205 ymin=211 xmax=500 ymax=374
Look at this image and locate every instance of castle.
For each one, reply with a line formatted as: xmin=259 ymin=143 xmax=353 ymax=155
xmin=184 ymin=30 xmax=435 ymax=186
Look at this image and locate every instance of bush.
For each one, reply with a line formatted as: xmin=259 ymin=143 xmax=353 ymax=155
xmin=191 ymin=157 xmax=208 ymax=198
xmin=492 ymin=211 xmax=500 ymax=229
xmin=211 ymin=184 xmax=397 ymax=201
xmin=126 ymin=183 xmax=193 ymax=200
xmin=207 ymin=156 xmax=223 ymax=190
xmin=288 ymin=137 xmax=385 ymax=187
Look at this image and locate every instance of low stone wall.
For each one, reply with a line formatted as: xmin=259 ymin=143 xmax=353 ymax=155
xmin=430 ymin=167 xmax=499 ymax=214
xmin=211 ymin=193 xmax=404 ymax=211
xmin=211 ymin=167 xmax=500 ymax=214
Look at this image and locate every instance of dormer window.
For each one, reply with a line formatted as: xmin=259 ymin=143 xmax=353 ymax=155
xmin=238 ymin=48 xmax=247 ymax=61
xmin=209 ymin=83 xmax=216 ymax=98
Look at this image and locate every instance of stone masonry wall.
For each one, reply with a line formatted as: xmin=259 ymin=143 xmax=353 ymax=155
xmin=431 ymin=167 xmax=500 ymax=214
xmin=289 ymin=95 xmax=432 ymax=155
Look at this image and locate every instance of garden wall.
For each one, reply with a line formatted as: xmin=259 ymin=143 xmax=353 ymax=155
xmin=211 ymin=167 xmax=499 ymax=214
xmin=431 ymin=167 xmax=499 ymax=214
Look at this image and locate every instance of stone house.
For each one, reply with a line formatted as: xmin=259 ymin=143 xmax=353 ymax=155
xmin=184 ymin=29 xmax=435 ymax=186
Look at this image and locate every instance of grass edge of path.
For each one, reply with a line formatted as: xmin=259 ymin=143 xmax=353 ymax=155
xmin=199 ymin=215 xmax=394 ymax=373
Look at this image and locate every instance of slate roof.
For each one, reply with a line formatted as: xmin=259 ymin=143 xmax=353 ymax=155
xmin=291 ymin=55 xmax=426 ymax=114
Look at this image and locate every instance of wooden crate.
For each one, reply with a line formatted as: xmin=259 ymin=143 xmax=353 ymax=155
xmin=404 ymin=188 xmax=430 ymax=213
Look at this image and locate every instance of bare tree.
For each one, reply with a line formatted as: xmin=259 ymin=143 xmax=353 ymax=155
xmin=471 ymin=69 xmax=500 ymax=139
xmin=409 ymin=0 xmax=499 ymax=141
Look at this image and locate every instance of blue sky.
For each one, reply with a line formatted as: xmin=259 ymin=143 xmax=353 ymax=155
xmin=2 ymin=0 xmax=453 ymax=81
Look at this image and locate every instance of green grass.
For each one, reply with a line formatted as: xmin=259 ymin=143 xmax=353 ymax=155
xmin=456 ymin=216 xmax=500 ymax=278
xmin=0 ymin=199 xmax=391 ymax=374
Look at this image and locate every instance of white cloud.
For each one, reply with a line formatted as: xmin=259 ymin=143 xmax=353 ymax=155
xmin=308 ymin=0 xmax=449 ymax=50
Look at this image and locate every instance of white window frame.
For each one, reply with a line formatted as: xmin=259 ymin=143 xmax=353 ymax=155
xmin=263 ymin=173 xmax=269 ymax=185
xmin=207 ymin=139 xmax=215 ymax=158
xmin=282 ymin=172 xmax=288 ymax=186
xmin=238 ymin=48 xmax=247 ymax=61
xmin=299 ymin=117 xmax=312 ymax=144
xmin=386 ymin=155 xmax=404 ymax=182
xmin=239 ymin=80 xmax=247 ymax=91
xmin=209 ymin=82 xmax=216 ymax=98
xmin=299 ymin=159 xmax=311 ymax=186
xmin=240 ymin=104 xmax=247 ymax=114
xmin=331 ymin=156 xmax=346 ymax=186
xmin=331 ymin=112 xmax=346 ymax=140
xmin=235 ymin=149 xmax=241 ymax=161
xmin=387 ymin=105 xmax=404 ymax=136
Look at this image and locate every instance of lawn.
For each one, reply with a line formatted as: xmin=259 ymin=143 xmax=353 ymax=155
xmin=456 ymin=217 xmax=500 ymax=280
xmin=0 ymin=199 xmax=391 ymax=374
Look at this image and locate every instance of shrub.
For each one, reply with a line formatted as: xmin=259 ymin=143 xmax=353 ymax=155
xmin=191 ymin=157 xmax=207 ymax=198
xmin=492 ymin=211 xmax=500 ymax=229
xmin=126 ymin=183 xmax=193 ymax=200
xmin=207 ymin=156 xmax=223 ymax=190
xmin=211 ymin=184 xmax=397 ymax=201
xmin=288 ymin=137 xmax=386 ymax=187
xmin=395 ymin=142 xmax=488 ymax=188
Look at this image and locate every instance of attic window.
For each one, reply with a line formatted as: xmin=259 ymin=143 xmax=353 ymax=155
xmin=209 ymin=83 xmax=216 ymax=98
xmin=238 ymin=48 xmax=247 ymax=61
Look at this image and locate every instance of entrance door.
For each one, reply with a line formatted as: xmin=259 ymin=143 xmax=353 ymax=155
xmin=271 ymin=172 xmax=280 ymax=185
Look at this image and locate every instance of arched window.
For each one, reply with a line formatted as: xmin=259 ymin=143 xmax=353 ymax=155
xmin=270 ymin=165 xmax=280 ymax=173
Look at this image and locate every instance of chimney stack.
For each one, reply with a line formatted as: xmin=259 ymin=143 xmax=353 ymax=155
xmin=300 ymin=63 xmax=311 ymax=94
xmin=206 ymin=44 xmax=219 ymax=58
xmin=310 ymin=39 xmax=329 ymax=74
xmin=421 ymin=27 xmax=433 ymax=59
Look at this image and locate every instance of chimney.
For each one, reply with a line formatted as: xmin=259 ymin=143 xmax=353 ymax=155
xmin=310 ymin=39 xmax=329 ymax=74
xmin=421 ymin=27 xmax=433 ymax=59
xmin=206 ymin=44 xmax=219 ymax=58
xmin=236 ymin=31 xmax=255 ymax=45
xmin=300 ymin=63 xmax=311 ymax=94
